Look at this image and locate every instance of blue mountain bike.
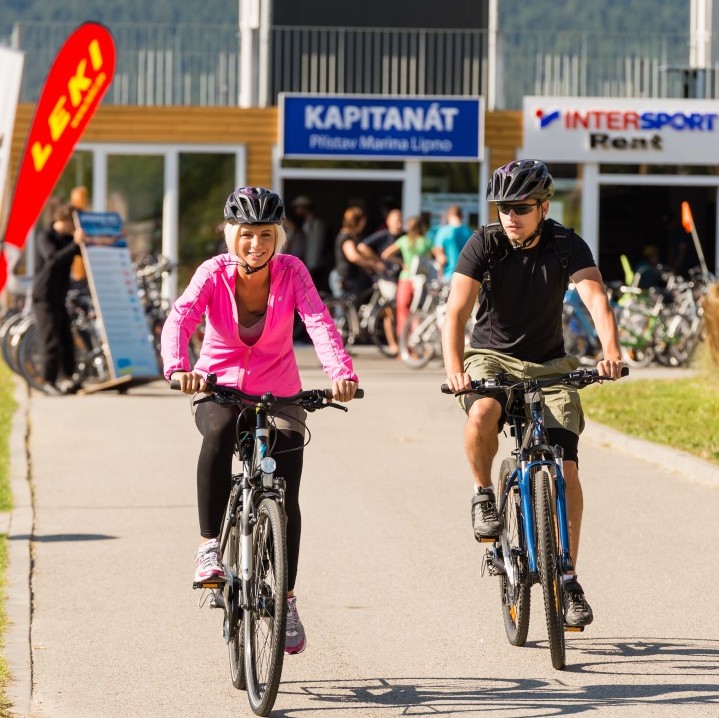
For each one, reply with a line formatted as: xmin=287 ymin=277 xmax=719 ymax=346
xmin=443 ymin=366 xmax=627 ymax=670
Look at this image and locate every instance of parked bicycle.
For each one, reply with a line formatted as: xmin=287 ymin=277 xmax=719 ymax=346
xmin=442 ymin=366 xmax=628 ymax=670
xmin=323 ymin=277 xmax=397 ymax=356
xmin=172 ymin=374 xmax=363 ymax=716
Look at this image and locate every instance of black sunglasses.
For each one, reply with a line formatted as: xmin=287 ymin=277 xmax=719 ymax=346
xmin=496 ymin=202 xmax=540 ymax=216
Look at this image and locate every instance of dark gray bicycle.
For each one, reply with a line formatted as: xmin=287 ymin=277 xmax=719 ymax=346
xmin=173 ymin=374 xmax=363 ymax=715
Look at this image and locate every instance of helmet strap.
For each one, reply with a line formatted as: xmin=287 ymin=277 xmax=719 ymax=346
xmin=509 ymin=217 xmax=545 ymax=250
xmin=239 ymin=249 xmax=275 ymax=275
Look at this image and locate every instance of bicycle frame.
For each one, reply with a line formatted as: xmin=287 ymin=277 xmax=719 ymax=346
xmin=219 ymin=405 xmax=285 ymax=594
xmin=498 ymin=386 xmax=573 ymax=578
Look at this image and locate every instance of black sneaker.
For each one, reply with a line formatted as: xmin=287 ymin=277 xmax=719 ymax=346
xmin=471 ymin=488 xmax=503 ymax=540
xmin=562 ymin=578 xmax=594 ymax=627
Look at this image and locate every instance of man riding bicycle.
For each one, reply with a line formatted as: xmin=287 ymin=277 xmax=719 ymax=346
xmin=441 ymin=159 xmax=624 ymax=627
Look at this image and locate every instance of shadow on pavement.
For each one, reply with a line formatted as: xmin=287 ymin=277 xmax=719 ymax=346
xmin=273 ymin=638 xmax=719 ymax=716
xmin=8 ymin=533 xmax=117 ymax=542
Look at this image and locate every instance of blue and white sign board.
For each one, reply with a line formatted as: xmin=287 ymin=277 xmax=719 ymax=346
xmin=523 ymin=96 xmax=719 ymax=165
xmin=281 ymin=93 xmax=484 ymax=161
xmin=76 ymin=210 xmax=124 ymax=238
xmin=80 ymin=212 xmax=160 ymax=380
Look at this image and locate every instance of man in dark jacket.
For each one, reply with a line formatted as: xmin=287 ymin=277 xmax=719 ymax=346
xmin=32 ymin=203 xmax=84 ymax=394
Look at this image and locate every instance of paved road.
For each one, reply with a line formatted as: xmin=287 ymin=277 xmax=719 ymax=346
xmin=7 ymin=351 xmax=719 ymax=717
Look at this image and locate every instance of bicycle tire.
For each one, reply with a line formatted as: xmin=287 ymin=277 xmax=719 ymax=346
xmin=6 ymin=315 xmax=34 ymax=376
xmin=16 ymin=322 xmax=46 ymax=391
xmin=497 ymin=458 xmax=530 ymax=646
xmin=244 ymin=497 xmax=287 ymax=716
xmin=226 ymin=516 xmax=246 ymax=690
xmin=399 ymin=310 xmax=436 ymax=369
xmin=369 ymin=303 xmax=398 ymax=357
xmin=324 ymin=298 xmax=356 ymax=348
xmin=534 ymin=469 xmax=566 ymax=670
xmin=0 ymin=312 xmax=25 ymax=373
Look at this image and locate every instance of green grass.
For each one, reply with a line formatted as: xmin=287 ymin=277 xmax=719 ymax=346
xmin=581 ymin=362 xmax=719 ymax=465
xmin=0 ymin=360 xmax=16 ymax=716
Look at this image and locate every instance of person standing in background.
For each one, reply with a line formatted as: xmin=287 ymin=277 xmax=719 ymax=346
xmin=291 ymin=196 xmax=329 ymax=291
xmin=69 ymin=185 xmax=90 ymax=283
xmin=434 ymin=205 xmax=474 ymax=282
xmin=32 ymin=203 xmax=85 ymax=395
xmin=381 ymin=215 xmax=442 ymax=337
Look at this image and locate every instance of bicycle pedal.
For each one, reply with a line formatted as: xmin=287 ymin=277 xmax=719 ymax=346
xmin=564 ymin=625 xmax=584 ymax=633
xmin=193 ymin=580 xmax=224 ymax=590
xmin=477 ymin=536 xmax=497 ymax=543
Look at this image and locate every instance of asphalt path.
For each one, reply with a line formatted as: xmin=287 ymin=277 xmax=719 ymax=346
xmin=9 ymin=350 xmax=719 ymax=717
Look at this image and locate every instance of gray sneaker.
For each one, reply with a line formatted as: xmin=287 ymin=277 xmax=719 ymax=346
xmin=284 ymin=596 xmax=306 ymax=655
xmin=471 ymin=488 xmax=503 ymax=540
xmin=562 ymin=578 xmax=594 ymax=627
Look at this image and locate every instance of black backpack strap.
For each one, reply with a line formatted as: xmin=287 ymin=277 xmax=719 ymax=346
xmin=480 ymin=223 xmax=509 ymax=310
xmin=549 ymin=224 xmax=574 ymax=290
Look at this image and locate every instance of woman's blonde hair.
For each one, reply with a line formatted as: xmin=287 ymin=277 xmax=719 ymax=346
xmin=224 ymin=222 xmax=287 ymax=256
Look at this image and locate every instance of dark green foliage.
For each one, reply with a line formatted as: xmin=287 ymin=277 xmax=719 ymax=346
xmin=1 ymin=1 xmax=237 ymax=39
xmin=498 ymin=0 xmax=689 ymax=33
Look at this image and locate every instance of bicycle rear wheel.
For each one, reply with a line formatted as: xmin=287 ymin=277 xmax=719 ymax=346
xmin=324 ymin=298 xmax=356 ymax=348
xmin=226 ymin=517 xmax=246 ymax=690
xmin=497 ymin=458 xmax=530 ymax=646
xmin=534 ymin=469 xmax=565 ymax=670
xmin=369 ymin=303 xmax=398 ymax=357
xmin=244 ymin=498 xmax=287 ymax=716
xmin=16 ymin=322 xmax=46 ymax=391
xmin=399 ymin=311 xmax=437 ymax=369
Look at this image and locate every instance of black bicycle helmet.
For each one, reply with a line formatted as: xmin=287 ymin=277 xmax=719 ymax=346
xmin=224 ymin=187 xmax=285 ymax=225
xmin=486 ymin=160 xmax=555 ymax=203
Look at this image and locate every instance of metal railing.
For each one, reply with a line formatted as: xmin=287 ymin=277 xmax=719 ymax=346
xmin=5 ymin=21 xmax=719 ymax=108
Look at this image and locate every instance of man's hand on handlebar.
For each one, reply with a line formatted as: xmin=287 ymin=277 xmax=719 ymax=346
xmin=170 ymin=371 xmax=207 ymax=395
xmin=444 ymin=371 xmax=473 ymax=394
xmin=332 ymin=379 xmax=358 ymax=402
xmin=596 ymin=357 xmax=625 ymax=380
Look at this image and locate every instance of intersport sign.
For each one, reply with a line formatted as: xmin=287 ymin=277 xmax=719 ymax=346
xmin=523 ymin=97 xmax=719 ymax=165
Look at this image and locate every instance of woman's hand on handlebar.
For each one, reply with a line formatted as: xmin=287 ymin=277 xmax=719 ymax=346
xmin=444 ymin=371 xmax=473 ymax=394
xmin=170 ymin=371 xmax=207 ymax=395
xmin=332 ymin=379 xmax=358 ymax=402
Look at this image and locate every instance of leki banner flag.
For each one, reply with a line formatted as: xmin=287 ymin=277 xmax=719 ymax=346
xmin=0 ymin=22 xmax=116 ymax=291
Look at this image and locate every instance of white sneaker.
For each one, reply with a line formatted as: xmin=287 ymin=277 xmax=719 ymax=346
xmin=193 ymin=539 xmax=224 ymax=584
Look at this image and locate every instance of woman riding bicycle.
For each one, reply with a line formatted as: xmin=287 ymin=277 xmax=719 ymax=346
xmin=160 ymin=186 xmax=359 ymax=655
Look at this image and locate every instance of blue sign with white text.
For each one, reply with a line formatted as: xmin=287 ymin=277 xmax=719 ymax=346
xmin=281 ymin=94 xmax=484 ymax=161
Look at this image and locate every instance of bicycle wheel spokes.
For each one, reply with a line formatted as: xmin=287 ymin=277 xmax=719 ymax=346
xmin=244 ymin=498 xmax=287 ymax=716
xmin=533 ymin=470 xmax=566 ymax=670
xmin=226 ymin=520 xmax=246 ymax=691
xmin=498 ymin=458 xmax=530 ymax=646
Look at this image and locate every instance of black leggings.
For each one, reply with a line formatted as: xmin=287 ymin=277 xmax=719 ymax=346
xmin=194 ymin=400 xmax=304 ymax=591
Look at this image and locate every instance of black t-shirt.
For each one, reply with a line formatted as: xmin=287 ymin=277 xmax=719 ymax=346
xmin=454 ymin=219 xmax=596 ymax=363
xmin=360 ymin=228 xmax=397 ymax=255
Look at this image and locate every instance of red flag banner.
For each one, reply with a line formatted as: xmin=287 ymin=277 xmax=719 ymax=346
xmin=681 ymin=201 xmax=695 ymax=235
xmin=0 ymin=22 xmax=115 ymax=291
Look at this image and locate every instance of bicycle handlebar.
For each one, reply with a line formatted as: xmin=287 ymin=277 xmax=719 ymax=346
xmin=170 ymin=374 xmax=364 ymax=411
xmin=440 ymin=366 xmax=629 ymax=395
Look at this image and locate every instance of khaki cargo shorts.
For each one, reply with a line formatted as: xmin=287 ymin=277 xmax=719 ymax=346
xmin=458 ymin=348 xmax=585 ymax=436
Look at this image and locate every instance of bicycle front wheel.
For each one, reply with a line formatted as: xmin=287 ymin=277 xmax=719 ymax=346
xmin=399 ymin=310 xmax=437 ymax=369
xmin=534 ymin=470 xmax=565 ymax=670
xmin=226 ymin=517 xmax=246 ymax=690
xmin=244 ymin=498 xmax=288 ymax=716
xmin=497 ymin=458 xmax=530 ymax=646
xmin=369 ymin=303 xmax=398 ymax=357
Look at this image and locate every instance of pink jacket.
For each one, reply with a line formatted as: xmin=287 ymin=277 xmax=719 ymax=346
xmin=160 ymin=253 xmax=358 ymax=394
